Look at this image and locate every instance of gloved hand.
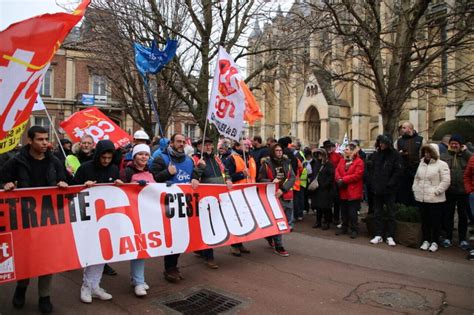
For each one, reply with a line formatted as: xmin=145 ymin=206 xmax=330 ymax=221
xmin=137 ymin=180 xmax=147 ymax=186
xmin=166 ymin=181 xmax=173 ymax=187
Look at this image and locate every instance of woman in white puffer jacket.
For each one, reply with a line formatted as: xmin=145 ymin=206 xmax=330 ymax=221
xmin=412 ymin=143 xmax=450 ymax=252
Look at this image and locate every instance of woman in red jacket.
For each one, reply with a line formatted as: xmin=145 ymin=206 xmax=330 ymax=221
xmin=335 ymin=141 xmax=365 ymax=239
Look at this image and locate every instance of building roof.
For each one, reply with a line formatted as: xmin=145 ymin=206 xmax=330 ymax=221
xmin=456 ymin=100 xmax=474 ymax=117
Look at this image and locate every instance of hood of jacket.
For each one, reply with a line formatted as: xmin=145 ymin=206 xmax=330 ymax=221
xmin=93 ymin=140 xmax=115 ymax=166
xmin=313 ymin=148 xmax=328 ymax=163
xmin=420 ymin=143 xmax=439 ymax=160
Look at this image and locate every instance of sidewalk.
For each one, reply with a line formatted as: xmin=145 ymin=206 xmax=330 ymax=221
xmin=0 ymin=215 xmax=472 ymax=314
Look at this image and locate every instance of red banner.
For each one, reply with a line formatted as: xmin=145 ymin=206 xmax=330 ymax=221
xmin=0 ymin=183 xmax=288 ymax=283
xmin=60 ymin=107 xmax=132 ymax=148
xmin=0 ymin=0 xmax=90 ymax=153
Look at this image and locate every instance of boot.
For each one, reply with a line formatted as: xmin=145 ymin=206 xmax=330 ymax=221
xmin=38 ymin=296 xmax=53 ymax=313
xmin=12 ymin=286 xmax=27 ymax=309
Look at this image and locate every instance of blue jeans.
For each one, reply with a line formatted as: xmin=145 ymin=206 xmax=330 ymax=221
xmin=130 ymin=259 xmax=145 ymax=285
xmin=282 ymin=199 xmax=294 ymax=229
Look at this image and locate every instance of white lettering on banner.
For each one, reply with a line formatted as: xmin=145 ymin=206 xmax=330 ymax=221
xmin=199 ymin=197 xmax=228 ymax=245
xmin=0 ymin=243 xmax=9 ymax=258
xmin=71 ymin=186 xmax=135 ymax=267
xmin=73 ymin=120 xmax=115 ymax=143
xmin=68 ymin=183 xmax=285 ymax=266
xmin=137 ymin=185 xmax=189 ymax=256
xmin=219 ymin=191 xmax=255 ymax=236
xmin=242 ymin=186 xmax=272 ymax=228
xmin=266 ymin=184 xmax=284 ymax=219
xmin=0 ymin=49 xmax=49 ymax=132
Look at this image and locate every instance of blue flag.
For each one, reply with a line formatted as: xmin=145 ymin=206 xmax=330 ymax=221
xmin=134 ymin=39 xmax=178 ymax=77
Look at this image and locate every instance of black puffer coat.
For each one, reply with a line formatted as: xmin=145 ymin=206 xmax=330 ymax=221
xmin=73 ymin=140 xmax=120 ymax=184
xmin=368 ymin=148 xmax=403 ymax=195
xmin=308 ymin=149 xmax=335 ymax=209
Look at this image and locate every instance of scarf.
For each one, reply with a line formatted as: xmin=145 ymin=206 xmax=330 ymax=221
xmin=167 ymin=146 xmax=185 ymax=160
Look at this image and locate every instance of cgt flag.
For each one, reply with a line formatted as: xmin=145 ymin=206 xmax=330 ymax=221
xmin=0 ymin=0 xmax=90 ymax=154
xmin=60 ymin=107 xmax=132 ymax=148
xmin=207 ymin=47 xmax=263 ymax=141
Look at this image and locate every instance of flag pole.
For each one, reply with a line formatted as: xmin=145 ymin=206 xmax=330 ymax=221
xmin=43 ymin=107 xmax=67 ymax=159
xmin=200 ymin=118 xmax=209 ymax=159
xmin=143 ymin=77 xmax=164 ymax=137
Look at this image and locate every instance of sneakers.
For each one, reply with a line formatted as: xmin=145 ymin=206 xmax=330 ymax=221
xmin=428 ymin=242 xmax=438 ymax=252
xmin=420 ymin=241 xmax=430 ymax=251
xmin=12 ymin=286 xmax=27 ymax=309
xmin=206 ymin=259 xmax=219 ymax=269
xmin=230 ymin=246 xmax=241 ymax=257
xmin=312 ymin=223 xmax=322 ymax=229
xmin=81 ymin=285 xmax=113 ymax=303
xmin=134 ymin=284 xmax=148 ymax=297
xmin=103 ymin=264 xmax=117 ymax=276
xmin=80 ymin=285 xmax=92 ymax=303
xmin=38 ymin=296 xmax=53 ymax=314
xmin=130 ymin=282 xmax=149 ymax=290
xmin=441 ymin=239 xmax=452 ymax=248
xmin=274 ymin=246 xmax=289 ymax=257
xmin=467 ymin=249 xmax=474 ymax=260
xmin=386 ymin=237 xmax=396 ymax=247
xmin=164 ymin=268 xmax=183 ymax=283
xmin=459 ymin=240 xmax=470 ymax=250
xmin=370 ymin=236 xmax=383 ymax=244
xmin=350 ymin=231 xmax=357 ymax=239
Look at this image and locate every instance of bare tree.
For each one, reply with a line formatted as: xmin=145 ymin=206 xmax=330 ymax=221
xmin=299 ymin=0 xmax=474 ymax=136
xmin=82 ymin=0 xmax=302 ymax=134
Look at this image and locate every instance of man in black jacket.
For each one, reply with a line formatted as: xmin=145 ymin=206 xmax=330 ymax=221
xmin=73 ymin=139 xmax=122 ymax=304
xmin=369 ymin=134 xmax=402 ymax=247
xmin=0 ymin=126 xmax=68 ymax=314
xmin=396 ymin=121 xmax=423 ymax=206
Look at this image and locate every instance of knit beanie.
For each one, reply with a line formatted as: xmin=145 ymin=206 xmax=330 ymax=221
xmin=132 ymin=144 xmax=151 ymax=158
xmin=449 ymin=134 xmax=463 ymax=145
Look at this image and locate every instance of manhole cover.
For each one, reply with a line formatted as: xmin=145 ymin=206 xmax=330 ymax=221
xmin=345 ymin=281 xmax=446 ymax=314
xmin=164 ymin=289 xmax=242 ymax=315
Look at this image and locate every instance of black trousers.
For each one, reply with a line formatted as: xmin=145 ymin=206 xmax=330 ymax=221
xmin=373 ymin=193 xmax=397 ymax=237
xmin=443 ymin=194 xmax=469 ymax=242
xmin=340 ymin=200 xmax=360 ymax=232
xmin=195 ymin=249 xmax=214 ymax=260
xmin=333 ymin=194 xmax=341 ymax=223
xmin=164 ymin=254 xmax=180 ymax=271
xmin=419 ymin=202 xmax=443 ymax=243
xmin=316 ymin=208 xmax=332 ymax=225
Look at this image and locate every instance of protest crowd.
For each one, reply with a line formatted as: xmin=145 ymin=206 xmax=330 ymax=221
xmin=0 ymin=1 xmax=473 ymax=313
xmin=0 ymin=121 xmax=473 ymax=313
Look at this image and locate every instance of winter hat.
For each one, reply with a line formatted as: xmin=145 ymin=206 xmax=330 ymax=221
xmin=449 ymin=134 xmax=463 ymax=145
xmin=278 ymin=136 xmax=292 ymax=148
xmin=132 ymin=144 xmax=150 ymax=158
xmin=378 ymin=134 xmax=393 ymax=146
xmin=133 ymin=130 xmax=150 ymax=141
xmin=323 ymin=140 xmax=335 ymax=148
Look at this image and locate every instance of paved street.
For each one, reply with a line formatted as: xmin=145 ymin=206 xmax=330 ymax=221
xmin=0 ymin=215 xmax=472 ymax=315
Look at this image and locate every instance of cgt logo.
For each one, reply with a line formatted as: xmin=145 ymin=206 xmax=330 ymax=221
xmin=0 ymin=233 xmax=15 ymax=282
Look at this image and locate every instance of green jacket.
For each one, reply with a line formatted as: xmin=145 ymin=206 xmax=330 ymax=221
xmin=441 ymin=149 xmax=471 ymax=194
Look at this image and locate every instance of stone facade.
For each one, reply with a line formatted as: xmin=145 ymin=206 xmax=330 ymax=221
xmin=246 ymin=1 xmax=473 ymax=147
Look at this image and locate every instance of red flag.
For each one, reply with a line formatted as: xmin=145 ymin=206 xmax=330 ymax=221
xmin=60 ymin=107 xmax=132 ymax=148
xmin=0 ymin=0 xmax=90 ymax=153
xmin=241 ymin=82 xmax=263 ymax=125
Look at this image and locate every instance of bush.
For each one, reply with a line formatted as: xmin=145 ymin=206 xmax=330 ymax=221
xmin=432 ymin=119 xmax=474 ymax=143
xmin=394 ymin=203 xmax=421 ymax=223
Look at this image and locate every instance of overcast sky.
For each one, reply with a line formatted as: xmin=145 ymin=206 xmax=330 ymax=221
xmin=0 ymin=0 xmax=67 ymax=31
